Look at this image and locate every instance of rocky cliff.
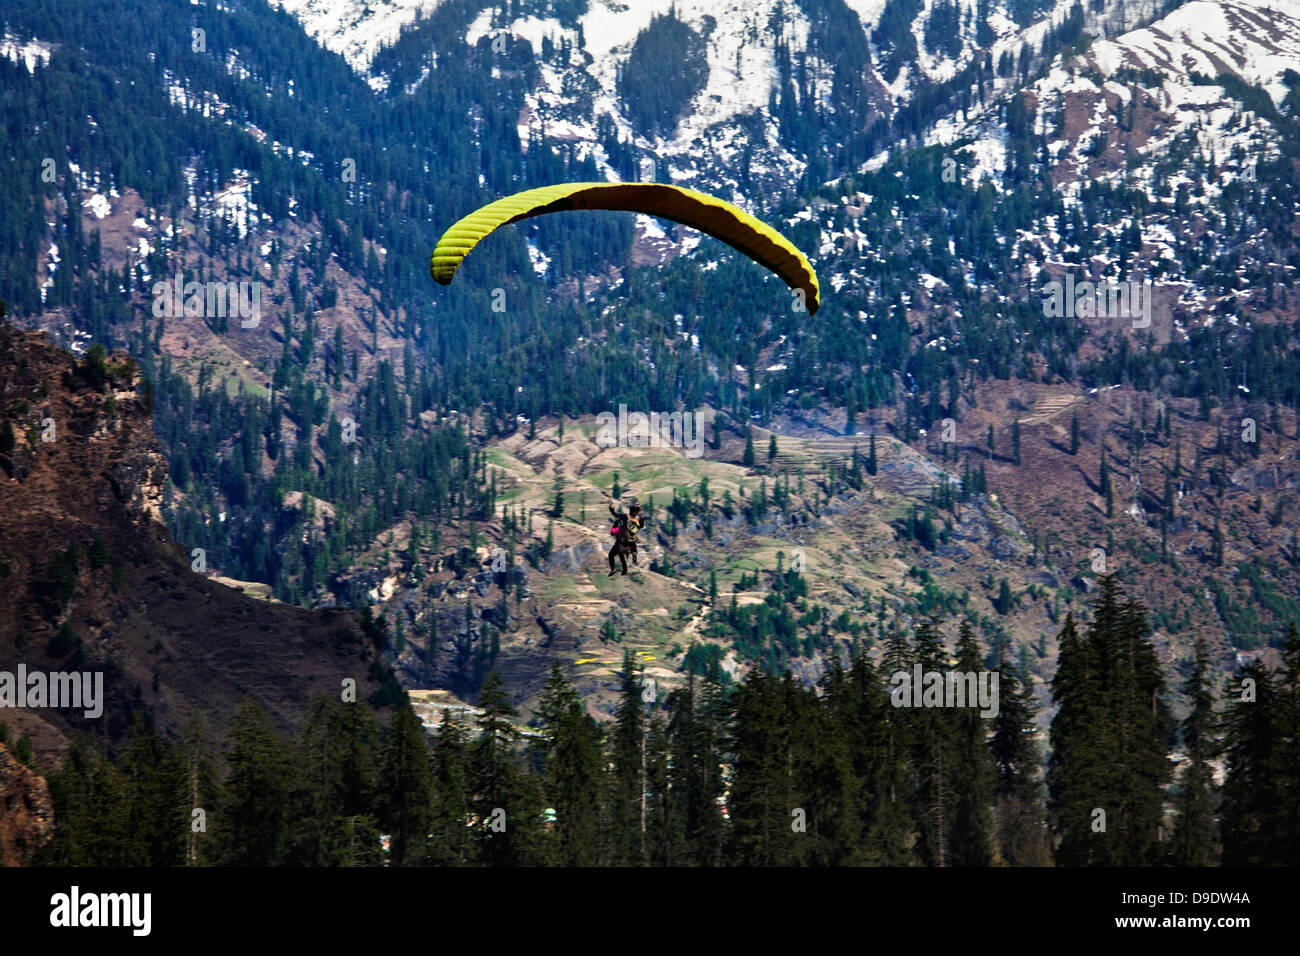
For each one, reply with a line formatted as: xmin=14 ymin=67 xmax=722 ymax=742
xmin=0 ymin=741 xmax=53 ymax=866
xmin=0 ymin=322 xmax=394 ymax=769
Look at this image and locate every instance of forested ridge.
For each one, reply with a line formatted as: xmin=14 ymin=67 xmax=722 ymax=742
xmin=21 ymin=577 xmax=1300 ymax=866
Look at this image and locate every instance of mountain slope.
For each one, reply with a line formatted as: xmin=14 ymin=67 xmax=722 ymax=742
xmin=0 ymin=321 xmax=395 ymax=767
xmin=1 ymin=0 xmax=1298 ymax=728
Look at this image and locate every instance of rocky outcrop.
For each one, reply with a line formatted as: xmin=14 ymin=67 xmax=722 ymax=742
xmin=0 ymin=324 xmax=393 ymax=767
xmin=0 ymin=742 xmax=53 ymax=866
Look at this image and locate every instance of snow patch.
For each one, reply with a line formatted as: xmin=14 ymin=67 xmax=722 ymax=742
xmin=267 ymin=0 xmax=446 ymax=71
xmin=1 ymin=34 xmax=53 ymax=71
xmin=86 ymin=194 xmax=112 ymax=219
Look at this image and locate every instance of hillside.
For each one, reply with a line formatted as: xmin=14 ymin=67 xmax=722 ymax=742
xmin=0 ymin=0 xmax=1297 ymax=728
xmin=359 ymin=376 xmax=1297 ymax=727
xmin=0 ymin=320 xmax=396 ymax=770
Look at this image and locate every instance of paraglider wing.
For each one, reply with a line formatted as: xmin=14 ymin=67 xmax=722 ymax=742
xmin=430 ymin=182 xmax=820 ymax=313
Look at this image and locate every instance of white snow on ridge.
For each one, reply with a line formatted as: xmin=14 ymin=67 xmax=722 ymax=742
xmin=527 ymin=238 xmax=551 ymax=277
xmin=463 ymin=0 xmax=810 ymax=193
xmin=582 ymin=0 xmax=809 ymax=144
xmin=840 ymin=0 xmax=890 ymax=30
xmin=279 ymin=0 xmax=1090 ymax=198
xmin=637 ymin=214 xmax=667 ymax=240
xmin=465 ymin=12 xmax=567 ymax=52
xmin=268 ymin=0 xmax=447 ymax=71
xmin=1042 ymin=0 xmax=1300 ymax=199
xmin=920 ymin=0 xmax=1300 ymax=199
xmin=270 ymin=0 xmax=1300 ymax=221
xmin=1088 ymin=0 xmax=1300 ymax=106
xmin=534 ymin=1 xmax=804 ymax=152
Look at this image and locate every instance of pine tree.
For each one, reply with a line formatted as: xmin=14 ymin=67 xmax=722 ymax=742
xmin=288 ymin=696 xmax=382 ymax=867
xmin=909 ymin=617 xmax=955 ymax=865
xmin=1100 ymin=447 xmax=1113 ymax=517
xmin=994 ymin=578 xmax=1015 ymax=615
xmin=428 ymin=710 xmax=473 ymax=866
xmin=379 ymin=700 xmax=433 ymax=866
xmin=609 ymin=650 xmax=647 ymax=864
xmin=1047 ymin=611 xmax=1104 ymax=864
xmin=551 ymin=461 xmax=564 ymax=518
xmin=1220 ymin=624 xmax=1300 ymax=864
xmin=643 ymin=715 xmax=676 ymax=865
xmin=34 ymin=744 xmax=133 ymax=865
xmin=666 ymin=674 xmax=728 ymax=866
xmin=219 ymin=698 xmax=293 ymax=865
xmin=771 ymin=660 xmax=851 ymax=866
xmin=1168 ymin=637 xmax=1217 ymax=865
xmin=844 ymin=651 xmax=913 ymax=863
xmin=114 ymin=715 xmax=186 ymax=866
xmin=743 ymin=425 xmax=756 ymax=467
xmin=1274 ymin=624 xmax=1300 ymax=861
xmin=536 ymin=664 xmax=602 ymax=865
xmin=1219 ymin=658 xmax=1279 ymax=864
xmin=991 ymin=646 xmax=1049 ymax=865
xmin=472 ymin=671 xmax=525 ymax=865
xmin=1108 ymin=588 xmax=1173 ymax=863
xmin=180 ymin=713 xmax=221 ymax=866
xmin=947 ymin=621 xmax=995 ymax=865
xmin=1048 ymin=579 xmax=1171 ymax=865
xmin=728 ymin=669 xmax=805 ymax=865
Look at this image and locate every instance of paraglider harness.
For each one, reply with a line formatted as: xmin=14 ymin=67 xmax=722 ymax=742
xmin=610 ymin=502 xmax=643 ymax=542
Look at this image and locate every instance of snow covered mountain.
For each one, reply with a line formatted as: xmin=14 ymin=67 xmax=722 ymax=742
xmin=270 ymin=0 xmax=446 ymax=72
xmin=933 ymin=0 xmax=1300 ymax=191
xmin=271 ymin=0 xmax=1159 ymax=198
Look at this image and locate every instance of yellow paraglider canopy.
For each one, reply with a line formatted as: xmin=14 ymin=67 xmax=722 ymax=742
xmin=430 ymin=182 xmax=820 ymax=313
